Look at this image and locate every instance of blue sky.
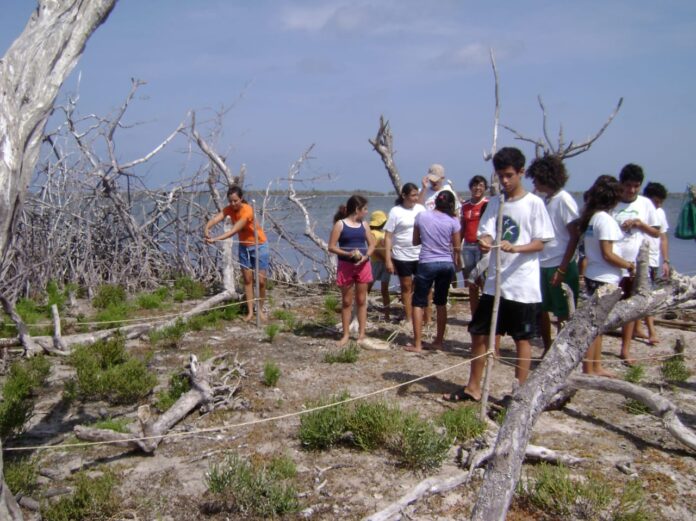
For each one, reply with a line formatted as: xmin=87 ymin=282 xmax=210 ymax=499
xmin=2 ymin=1 xmax=695 ymax=193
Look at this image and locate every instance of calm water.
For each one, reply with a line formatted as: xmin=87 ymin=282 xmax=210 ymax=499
xmin=285 ymin=193 xmax=695 ymax=278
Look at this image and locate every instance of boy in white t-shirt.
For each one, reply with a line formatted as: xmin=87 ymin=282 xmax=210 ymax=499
xmin=611 ymin=164 xmax=660 ymax=365
xmin=633 ymin=182 xmax=671 ymax=345
xmin=447 ymin=147 xmax=554 ymax=402
xmin=525 ymin=155 xmax=580 ymax=354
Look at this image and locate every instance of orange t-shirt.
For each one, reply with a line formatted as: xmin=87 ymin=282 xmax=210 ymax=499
xmin=222 ymin=202 xmax=267 ymax=245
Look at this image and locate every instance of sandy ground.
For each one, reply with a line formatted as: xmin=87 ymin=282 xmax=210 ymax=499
xmin=9 ymin=284 xmax=696 ymax=520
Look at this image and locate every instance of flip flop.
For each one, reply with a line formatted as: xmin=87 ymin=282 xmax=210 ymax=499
xmin=443 ymin=389 xmax=480 ymax=403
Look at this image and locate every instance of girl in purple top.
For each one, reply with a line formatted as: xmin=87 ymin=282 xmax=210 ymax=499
xmin=406 ymin=191 xmax=462 ymax=352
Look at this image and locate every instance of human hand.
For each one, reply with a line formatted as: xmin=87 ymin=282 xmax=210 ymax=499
xmin=205 ymin=237 xmax=216 ymax=245
xmin=500 ymin=240 xmax=516 ymax=253
xmin=478 ymin=236 xmax=493 ymax=253
xmin=386 ymin=260 xmax=395 ymax=274
xmin=551 ymin=270 xmax=564 ymax=287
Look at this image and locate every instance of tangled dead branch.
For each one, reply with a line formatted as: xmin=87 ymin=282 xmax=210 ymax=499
xmin=74 ymin=353 xmax=246 ymax=453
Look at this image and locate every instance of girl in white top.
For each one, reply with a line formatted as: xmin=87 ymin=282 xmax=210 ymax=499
xmin=579 ymin=176 xmax=636 ymax=377
xmin=384 ymin=183 xmax=426 ymax=324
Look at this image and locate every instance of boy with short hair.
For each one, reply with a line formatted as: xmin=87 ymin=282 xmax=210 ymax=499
xmin=525 ymin=155 xmax=580 ymax=354
xmin=460 ymin=175 xmax=489 ymax=316
xmin=448 ymin=147 xmax=554 ymax=402
xmin=633 ymin=182 xmax=670 ymax=344
xmin=611 ymin=164 xmax=660 ymax=365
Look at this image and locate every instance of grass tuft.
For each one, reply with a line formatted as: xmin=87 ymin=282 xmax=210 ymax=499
xmin=41 ymin=470 xmax=119 ymax=521
xmin=623 ymin=364 xmax=645 ymax=384
xmin=347 ymin=400 xmax=401 ymax=451
xmin=92 ymin=284 xmax=126 ymax=310
xmin=439 ymin=405 xmax=486 ymax=442
xmin=661 ymin=355 xmax=691 ymax=383
xmin=298 ymin=392 xmax=351 ymax=450
xmin=90 ymin=417 xmax=130 ymax=433
xmin=173 ymin=276 xmax=206 ymax=300
xmin=148 ymin=320 xmax=187 ymax=348
xmin=4 ymin=455 xmax=39 ymax=496
xmin=272 ymin=309 xmax=297 ymax=330
xmin=265 ymin=323 xmax=281 ymax=343
xmin=155 ymin=373 xmax=191 ymax=412
xmin=262 ymin=361 xmax=281 ymax=387
xmin=323 ymin=343 xmax=359 ymax=364
xmin=205 ymin=453 xmax=299 ymax=517
xmin=392 ymin=412 xmax=450 ymax=472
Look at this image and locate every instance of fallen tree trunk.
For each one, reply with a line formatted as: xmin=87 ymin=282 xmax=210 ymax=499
xmin=74 ymin=353 xmax=245 ymax=452
xmin=566 ymin=375 xmax=696 ymax=451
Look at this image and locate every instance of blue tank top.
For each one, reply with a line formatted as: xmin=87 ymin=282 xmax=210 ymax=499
xmin=338 ymin=220 xmax=367 ymax=262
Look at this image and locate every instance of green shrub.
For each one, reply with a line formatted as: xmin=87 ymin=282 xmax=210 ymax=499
xmin=319 ymin=294 xmax=340 ymax=325
xmin=155 ymin=373 xmax=191 ymax=412
xmin=46 ymin=280 xmax=67 ymax=310
xmin=90 ymin=417 xmax=130 ymax=433
xmin=623 ymin=364 xmax=645 ymax=384
xmin=519 ymin=464 xmax=615 ymax=519
xmin=172 ymin=289 xmax=187 ymax=302
xmin=92 ymin=284 xmax=126 ymax=310
xmin=66 ymin=335 xmax=156 ymax=405
xmin=263 ymin=361 xmax=281 ymax=387
xmin=174 ymin=276 xmax=206 ymax=300
xmin=298 ymin=392 xmax=351 ymax=450
xmin=272 ymin=309 xmax=297 ymax=330
xmin=323 ymin=343 xmax=359 ymax=364
xmin=661 ymin=355 xmax=691 ymax=383
xmin=42 ymin=470 xmax=119 ymax=521
xmin=0 ymin=356 xmax=51 ymax=439
xmin=4 ymin=455 xmax=38 ymax=496
xmin=265 ymin=323 xmax=281 ymax=343
xmin=94 ymin=302 xmax=130 ymax=328
xmin=206 ymin=453 xmax=299 ymax=517
xmin=615 ymin=479 xmax=650 ymax=521
xmin=347 ymin=400 xmax=401 ymax=451
xmin=439 ymin=405 xmax=486 ymax=442
xmin=136 ymin=291 xmax=164 ymax=310
xmin=148 ymin=320 xmax=187 ymax=348
xmin=392 ymin=412 xmax=450 ymax=472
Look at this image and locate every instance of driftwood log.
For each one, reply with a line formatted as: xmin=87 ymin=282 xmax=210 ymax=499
xmin=74 ymin=353 xmax=245 ymax=452
xmin=369 ymin=116 xmax=402 ymax=195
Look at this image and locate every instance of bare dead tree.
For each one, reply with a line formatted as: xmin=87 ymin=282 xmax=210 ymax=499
xmin=502 ymin=96 xmax=623 ymax=159
xmin=369 ymin=116 xmax=402 ymax=194
xmin=0 ymin=1 xmax=118 ymax=517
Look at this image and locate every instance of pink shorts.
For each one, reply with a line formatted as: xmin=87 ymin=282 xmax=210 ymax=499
xmin=336 ymin=260 xmax=373 ymax=287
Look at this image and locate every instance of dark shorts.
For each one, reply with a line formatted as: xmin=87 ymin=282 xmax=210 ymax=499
xmin=540 ymin=261 xmax=580 ymax=318
xmin=619 ymin=276 xmax=634 ymax=300
xmin=239 ymin=242 xmax=269 ymax=271
xmin=468 ymin=294 xmax=540 ymax=341
xmin=584 ymin=278 xmax=608 ymax=296
xmin=393 ymin=259 xmax=419 ymax=278
xmin=412 ymin=261 xmax=455 ymax=307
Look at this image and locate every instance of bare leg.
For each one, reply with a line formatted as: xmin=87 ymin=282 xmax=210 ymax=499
xmin=406 ymin=306 xmax=424 ymax=351
xmin=645 ymin=315 xmax=659 ymax=345
xmin=463 ymin=334 xmax=487 ymax=400
xmin=515 ymin=339 xmax=532 ymax=385
xmin=467 ymin=282 xmax=481 ymax=317
xmin=620 ymin=321 xmax=636 ymax=365
xmin=355 ymin=282 xmax=368 ymax=341
xmin=423 ymin=289 xmax=433 ymax=326
xmin=338 ymin=285 xmax=354 ymax=346
xmin=400 ymin=276 xmax=414 ymax=323
xmin=426 ymin=304 xmax=447 ymax=349
xmin=380 ymin=280 xmax=391 ymax=321
xmin=584 ymin=335 xmax=615 ymax=377
xmin=241 ymin=269 xmax=255 ymax=322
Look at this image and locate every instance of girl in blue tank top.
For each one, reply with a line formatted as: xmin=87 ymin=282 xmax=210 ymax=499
xmin=328 ymin=195 xmax=375 ymax=346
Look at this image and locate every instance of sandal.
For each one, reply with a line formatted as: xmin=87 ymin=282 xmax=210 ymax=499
xmin=443 ymin=389 xmax=480 ymax=403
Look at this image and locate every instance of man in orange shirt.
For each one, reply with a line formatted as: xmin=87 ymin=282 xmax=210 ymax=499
xmin=205 ymin=186 xmax=269 ymax=322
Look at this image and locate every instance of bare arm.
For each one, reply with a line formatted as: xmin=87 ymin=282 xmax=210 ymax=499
xmin=452 ymin=230 xmax=462 ymax=270
xmin=203 ymin=211 xmax=225 ymax=239
xmin=551 ymin=220 xmax=580 ymax=287
xmin=660 ymin=232 xmax=670 ymax=277
xmin=327 ymin=221 xmax=344 ymax=256
xmin=384 ymin=231 xmax=395 ymax=273
xmin=206 ymin=215 xmax=247 ymax=243
xmin=500 ymin=238 xmax=545 ymax=253
xmin=412 ymin=224 xmax=421 ymax=246
xmin=599 ymin=239 xmax=635 ymax=276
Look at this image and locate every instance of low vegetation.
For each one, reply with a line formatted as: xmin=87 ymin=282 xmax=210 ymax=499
xmin=204 ymin=453 xmax=299 ymax=517
xmin=298 ymin=394 xmax=454 ymax=472
xmin=155 ymin=373 xmax=191 ymax=412
xmin=517 ymin=463 xmax=650 ymax=520
xmin=4 ymin=454 xmax=39 ymax=497
xmin=323 ymin=343 xmax=359 ymax=363
xmin=661 ymin=354 xmax=691 ymax=383
xmin=0 ymin=355 xmax=51 ymax=439
xmin=64 ymin=334 xmax=156 ymax=405
xmin=265 ymin=323 xmax=281 ymax=343
xmin=263 ymin=361 xmax=281 ymax=387
xmin=89 ymin=417 xmax=131 ymax=433
xmin=41 ymin=470 xmax=120 ymax=521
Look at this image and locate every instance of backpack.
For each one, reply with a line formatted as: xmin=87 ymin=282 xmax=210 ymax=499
xmin=675 ymin=187 xmax=696 ymax=240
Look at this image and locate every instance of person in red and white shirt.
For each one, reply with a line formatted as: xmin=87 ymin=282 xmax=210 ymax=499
xmin=460 ymin=175 xmax=489 ymax=316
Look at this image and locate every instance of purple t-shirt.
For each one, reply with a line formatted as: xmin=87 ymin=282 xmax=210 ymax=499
xmin=415 ymin=210 xmax=460 ymax=263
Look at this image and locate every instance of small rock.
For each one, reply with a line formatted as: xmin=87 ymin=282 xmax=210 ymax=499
xmin=18 ymin=496 xmax=40 ymax=511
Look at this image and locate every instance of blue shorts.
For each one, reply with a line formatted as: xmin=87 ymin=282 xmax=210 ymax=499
xmin=238 ymin=242 xmax=269 ymax=271
xmin=412 ymin=261 xmax=455 ymax=307
xmin=371 ymin=259 xmax=391 ymax=284
xmin=461 ymin=244 xmax=483 ymax=279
